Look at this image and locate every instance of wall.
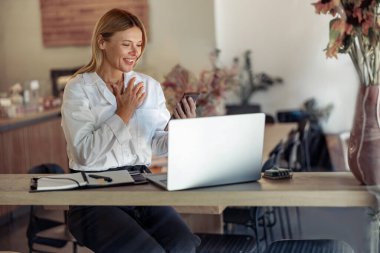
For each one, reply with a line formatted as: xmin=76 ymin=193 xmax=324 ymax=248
xmin=0 ymin=0 xmax=215 ymax=95
xmin=0 ymin=0 xmax=92 ymax=96
xmin=0 ymin=0 xmax=356 ymax=133
xmin=144 ymin=0 xmax=216 ymax=80
xmin=215 ymin=0 xmax=358 ymax=133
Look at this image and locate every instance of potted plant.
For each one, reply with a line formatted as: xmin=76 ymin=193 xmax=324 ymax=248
xmin=313 ymin=0 xmax=380 ymax=185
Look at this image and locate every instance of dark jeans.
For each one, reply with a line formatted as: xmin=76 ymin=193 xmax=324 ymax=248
xmin=68 ymin=206 xmax=200 ymax=253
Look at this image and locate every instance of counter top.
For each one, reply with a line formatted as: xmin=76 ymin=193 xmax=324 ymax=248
xmin=0 ymin=108 xmax=61 ymax=132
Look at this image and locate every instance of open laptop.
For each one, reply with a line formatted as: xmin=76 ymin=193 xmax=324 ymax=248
xmin=145 ymin=113 xmax=265 ymax=191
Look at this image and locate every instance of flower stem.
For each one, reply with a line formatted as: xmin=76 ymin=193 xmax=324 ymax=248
xmin=349 ymin=47 xmax=364 ymax=83
xmin=356 ymin=34 xmax=373 ymax=85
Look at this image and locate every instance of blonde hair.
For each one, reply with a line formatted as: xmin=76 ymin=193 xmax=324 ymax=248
xmin=74 ymin=8 xmax=147 ymax=76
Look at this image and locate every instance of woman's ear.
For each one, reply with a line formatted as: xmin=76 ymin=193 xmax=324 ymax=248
xmin=98 ymin=35 xmax=106 ymax=50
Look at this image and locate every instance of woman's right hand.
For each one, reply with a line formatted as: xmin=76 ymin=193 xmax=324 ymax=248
xmin=111 ymin=77 xmax=146 ymax=123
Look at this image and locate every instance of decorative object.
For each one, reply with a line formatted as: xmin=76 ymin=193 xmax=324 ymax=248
xmin=224 ymin=50 xmax=282 ymax=116
xmin=9 ymin=83 xmax=23 ymax=105
xmin=197 ymin=50 xmax=239 ymax=116
xmin=40 ymin=0 xmax=149 ymax=47
xmin=161 ymin=51 xmax=239 ymax=117
xmin=161 ymin=64 xmax=199 ymax=113
xmin=349 ymin=85 xmax=380 ymax=185
xmin=313 ymin=0 xmax=380 ymax=185
xmin=237 ymin=50 xmax=282 ymax=106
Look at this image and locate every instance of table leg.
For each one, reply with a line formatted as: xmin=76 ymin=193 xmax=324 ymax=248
xmin=368 ymin=207 xmax=379 ymax=253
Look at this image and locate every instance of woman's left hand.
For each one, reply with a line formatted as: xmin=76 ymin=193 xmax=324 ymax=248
xmin=173 ymin=97 xmax=196 ymax=119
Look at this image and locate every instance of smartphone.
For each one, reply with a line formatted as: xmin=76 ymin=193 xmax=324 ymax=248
xmin=165 ymin=92 xmax=200 ymax=130
xmin=178 ymin=92 xmax=200 ymax=112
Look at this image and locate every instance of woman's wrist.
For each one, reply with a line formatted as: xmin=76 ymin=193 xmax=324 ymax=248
xmin=116 ymin=109 xmax=132 ymax=124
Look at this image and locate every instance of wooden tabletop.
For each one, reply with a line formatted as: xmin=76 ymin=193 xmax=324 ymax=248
xmin=0 ymin=172 xmax=375 ymax=208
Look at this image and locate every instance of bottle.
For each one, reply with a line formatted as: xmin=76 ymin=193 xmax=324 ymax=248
xmin=30 ymin=80 xmax=42 ymax=111
xmin=23 ymin=82 xmax=30 ymax=106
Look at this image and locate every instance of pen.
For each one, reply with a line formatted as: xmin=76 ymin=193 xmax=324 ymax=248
xmin=88 ymin=174 xmax=113 ymax=182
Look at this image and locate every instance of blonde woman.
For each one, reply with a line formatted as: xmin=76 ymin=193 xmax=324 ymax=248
xmin=61 ymin=8 xmax=198 ymax=253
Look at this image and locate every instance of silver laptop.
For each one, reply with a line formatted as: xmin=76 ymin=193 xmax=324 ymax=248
xmin=146 ymin=113 xmax=265 ymax=191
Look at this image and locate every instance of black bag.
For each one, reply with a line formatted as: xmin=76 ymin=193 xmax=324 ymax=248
xmin=263 ymin=119 xmax=332 ymax=172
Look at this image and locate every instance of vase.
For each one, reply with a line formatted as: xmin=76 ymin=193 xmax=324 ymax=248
xmin=348 ymin=85 xmax=380 ymax=185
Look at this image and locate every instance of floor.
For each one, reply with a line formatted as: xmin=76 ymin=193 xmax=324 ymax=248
xmin=0 ymin=206 xmax=374 ymax=253
xmin=0 ymin=207 xmax=92 ymax=253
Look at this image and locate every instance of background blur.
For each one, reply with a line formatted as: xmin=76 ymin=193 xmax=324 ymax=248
xmin=0 ymin=0 xmax=358 ymax=133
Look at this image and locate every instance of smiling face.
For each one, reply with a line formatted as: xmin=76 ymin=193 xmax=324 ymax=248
xmin=98 ymin=26 xmax=143 ymax=73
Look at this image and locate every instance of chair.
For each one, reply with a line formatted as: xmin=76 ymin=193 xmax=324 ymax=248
xmin=26 ymin=163 xmax=78 ymax=253
xmin=222 ymin=206 xmax=287 ymax=253
xmin=195 ymin=203 xmax=262 ymax=253
xmin=223 ymin=207 xmax=263 ymax=248
xmin=51 ymin=66 xmax=81 ymax=97
xmin=195 ymin=233 xmax=256 ymax=253
xmin=264 ymin=239 xmax=355 ymax=253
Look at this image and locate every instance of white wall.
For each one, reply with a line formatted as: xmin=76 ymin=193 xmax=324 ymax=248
xmin=0 ymin=0 xmax=92 ymax=96
xmin=215 ymin=0 xmax=358 ymax=133
xmin=144 ymin=0 xmax=215 ymax=80
xmin=0 ymin=0 xmax=215 ymax=95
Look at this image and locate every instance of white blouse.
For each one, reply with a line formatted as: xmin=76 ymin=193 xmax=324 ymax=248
xmin=61 ymin=71 xmax=170 ymax=171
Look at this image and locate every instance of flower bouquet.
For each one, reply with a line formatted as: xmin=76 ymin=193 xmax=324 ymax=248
xmin=161 ymin=51 xmax=239 ymax=117
xmin=161 ymin=64 xmax=199 ymax=113
xmin=313 ymin=0 xmax=380 ymax=185
xmin=313 ymin=0 xmax=380 ymax=85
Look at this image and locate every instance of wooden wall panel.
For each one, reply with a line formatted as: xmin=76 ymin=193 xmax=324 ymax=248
xmin=40 ymin=0 xmax=149 ymax=47
xmin=0 ymin=116 xmax=68 ymax=217
xmin=25 ymin=118 xmax=69 ymax=171
xmin=0 ymin=128 xmax=29 ymax=174
xmin=0 ymin=128 xmax=28 ymax=217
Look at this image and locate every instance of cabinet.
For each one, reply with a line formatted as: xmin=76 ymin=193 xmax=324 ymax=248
xmin=0 ymin=109 xmax=68 ymax=217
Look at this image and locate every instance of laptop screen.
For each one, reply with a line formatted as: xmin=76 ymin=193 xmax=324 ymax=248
xmin=166 ymin=113 xmax=265 ymax=191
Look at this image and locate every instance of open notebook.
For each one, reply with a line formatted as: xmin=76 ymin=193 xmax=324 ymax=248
xmin=30 ymin=170 xmax=147 ymax=192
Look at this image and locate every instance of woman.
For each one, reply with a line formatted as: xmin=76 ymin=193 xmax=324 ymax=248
xmin=61 ymin=8 xmax=199 ymax=253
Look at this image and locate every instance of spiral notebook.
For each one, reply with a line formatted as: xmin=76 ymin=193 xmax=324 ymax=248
xmin=30 ymin=170 xmax=147 ymax=192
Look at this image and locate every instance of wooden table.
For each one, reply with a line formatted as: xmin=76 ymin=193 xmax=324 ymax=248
xmin=0 ymin=172 xmax=378 ymax=251
xmin=0 ymin=172 xmax=375 ymax=207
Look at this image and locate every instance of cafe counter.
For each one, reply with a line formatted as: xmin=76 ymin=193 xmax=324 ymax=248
xmin=0 ymin=108 xmax=68 ymax=218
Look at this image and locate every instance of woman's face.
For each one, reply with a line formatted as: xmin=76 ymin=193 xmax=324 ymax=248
xmin=99 ymin=26 xmax=143 ymax=73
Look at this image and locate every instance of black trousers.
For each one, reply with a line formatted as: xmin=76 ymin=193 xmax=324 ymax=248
xmin=68 ymin=206 xmax=200 ymax=253
xmin=68 ymin=166 xmax=199 ymax=252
